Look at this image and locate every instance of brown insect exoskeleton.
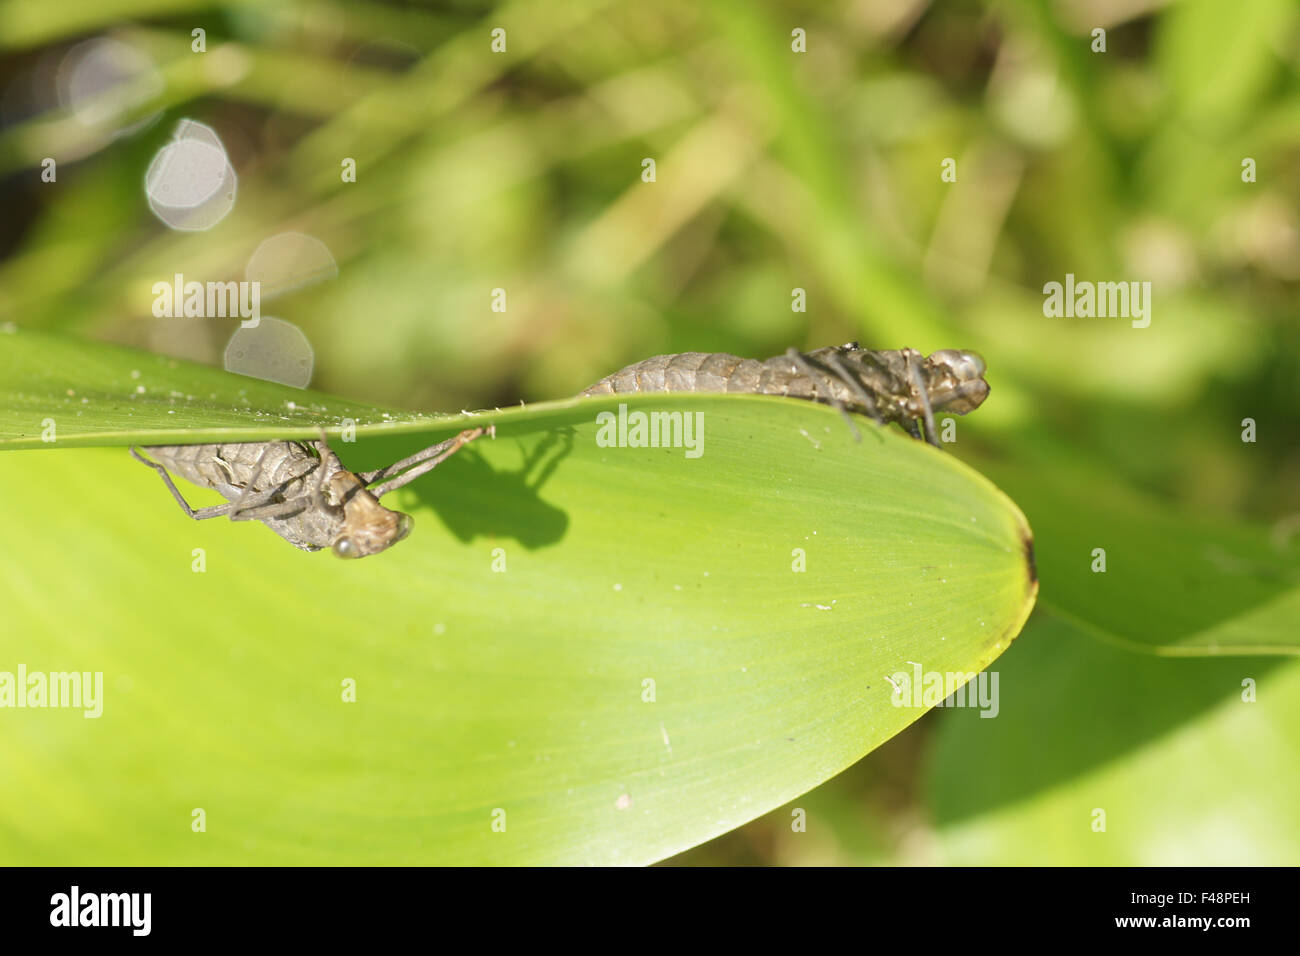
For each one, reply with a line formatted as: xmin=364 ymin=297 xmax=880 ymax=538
xmin=582 ymin=344 xmax=989 ymax=446
xmin=131 ymin=427 xmax=491 ymax=558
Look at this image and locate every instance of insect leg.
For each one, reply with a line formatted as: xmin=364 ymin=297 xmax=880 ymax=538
xmin=227 ymin=497 xmax=309 ymax=522
xmin=822 ymin=350 xmax=880 ymax=421
xmin=364 ymin=426 xmax=492 ymax=499
xmin=855 ymin=349 xmax=912 ymax=400
xmin=785 ymin=349 xmax=861 ymax=442
xmin=359 ymin=426 xmax=489 ymax=484
xmin=130 ymin=447 xmax=237 ymax=520
xmin=222 ymin=444 xmax=312 ymax=519
xmin=227 ymin=443 xmax=276 ymax=518
xmin=302 ymin=433 xmax=343 ymax=515
xmin=358 ymin=439 xmax=457 ymax=484
xmin=904 ymin=352 xmax=939 ymax=447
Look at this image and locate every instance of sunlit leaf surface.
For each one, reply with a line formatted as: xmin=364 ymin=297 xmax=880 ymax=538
xmin=0 ymin=333 xmax=1035 ymax=864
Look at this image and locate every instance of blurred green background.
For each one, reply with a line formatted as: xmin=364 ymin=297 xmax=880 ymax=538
xmin=1 ymin=0 xmax=1298 ymax=864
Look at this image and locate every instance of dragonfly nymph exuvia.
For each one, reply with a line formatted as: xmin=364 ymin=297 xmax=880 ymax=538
xmin=132 ymin=345 xmax=983 ymax=557
xmin=132 ymin=427 xmax=490 ymax=558
xmin=582 ymin=344 xmax=989 ymax=445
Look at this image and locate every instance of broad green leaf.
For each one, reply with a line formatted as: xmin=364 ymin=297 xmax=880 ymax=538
xmin=0 ymin=324 xmax=575 ymax=448
xmin=0 ymin=333 xmax=1036 ymax=864
xmin=0 ymin=325 xmax=434 ymax=447
xmin=929 ymin=612 xmax=1300 ymax=865
xmin=971 ymin=439 xmax=1300 ymax=656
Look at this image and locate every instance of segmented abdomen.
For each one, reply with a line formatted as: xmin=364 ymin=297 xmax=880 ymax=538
xmin=582 ymin=351 xmax=878 ymax=416
xmin=141 ymin=441 xmax=318 ymax=499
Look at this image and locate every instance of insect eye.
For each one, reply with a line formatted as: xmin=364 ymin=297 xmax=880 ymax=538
xmin=959 ymin=350 xmax=986 ymax=378
xmin=395 ymin=513 xmax=414 ymax=542
xmin=332 ymin=536 xmax=360 ymax=559
xmin=930 ymin=349 xmax=986 ymax=381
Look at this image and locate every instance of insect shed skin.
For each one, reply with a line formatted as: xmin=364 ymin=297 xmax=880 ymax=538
xmin=144 ymin=441 xmax=319 ymax=502
xmin=582 ymin=344 xmax=989 ymax=445
xmin=135 ymin=428 xmax=490 ymax=559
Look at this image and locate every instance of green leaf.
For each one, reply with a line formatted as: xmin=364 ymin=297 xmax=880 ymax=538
xmin=929 ymin=612 xmax=1300 ymax=865
xmin=971 ymin=440 xmax=1300 ymax=656
xmin=0 ymin=325 xmax=435 ymax=448
xmin=0 ymin=332 xmax=1036 ymax=863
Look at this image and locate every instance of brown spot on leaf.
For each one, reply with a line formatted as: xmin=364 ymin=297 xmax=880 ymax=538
xmin=1024 ymin=531 xmax=1038 ymax=592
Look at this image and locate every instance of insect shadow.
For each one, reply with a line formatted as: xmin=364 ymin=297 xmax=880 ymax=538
xmin=364 ymin=426 xmax=574 ymax=549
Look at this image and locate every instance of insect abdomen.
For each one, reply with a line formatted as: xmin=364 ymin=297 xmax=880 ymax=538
xmin=142 ymin=442 xmax=316 ymax=497
xmin=583 ymin=351 xmax=871 ymax=414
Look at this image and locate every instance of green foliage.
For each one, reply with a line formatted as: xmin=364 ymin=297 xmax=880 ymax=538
xmin=1 ymin=0 xmax=1297 ymax=864
xmin=0 ymin=326 xmax=415 ymax=447
xmin=0 ymin=336 xmax=1034 ymax=864
xmin=931 ymin=614 xmax=1300 ymax=865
